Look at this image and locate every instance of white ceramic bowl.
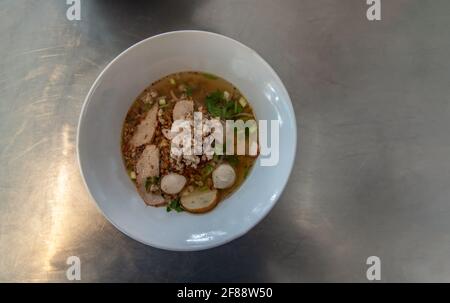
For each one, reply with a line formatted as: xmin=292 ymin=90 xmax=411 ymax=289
xmin=77 ymin=31 xmax=297 ymax=251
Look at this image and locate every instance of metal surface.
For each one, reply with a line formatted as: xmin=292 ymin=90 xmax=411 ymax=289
xmin=1 ymin=0 xmax=450 ymax=282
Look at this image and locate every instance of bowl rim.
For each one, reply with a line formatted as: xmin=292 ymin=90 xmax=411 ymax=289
xmin=76 ymin=30 xmax=298 ymax=251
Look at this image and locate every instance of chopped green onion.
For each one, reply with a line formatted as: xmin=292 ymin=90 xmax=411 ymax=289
xmin=238 ymin=96 xmax=248 ymax=108
xmin=169 ymin=78 xmax=176 ymax=85
xmin=223 ymin=91 xmax=230 ymax=101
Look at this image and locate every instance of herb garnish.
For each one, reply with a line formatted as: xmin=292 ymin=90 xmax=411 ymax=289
xmin=205 ymin=90 xmax=243 ymax=119
xmin=166 ymin=199 xmax=184 ymax=212
xmin=186 ymin=85 xmax=194 ymax=97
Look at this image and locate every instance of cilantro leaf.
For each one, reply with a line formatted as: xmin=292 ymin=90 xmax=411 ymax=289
xmin=186 ymin=85 xmax=193 ymax=97
xmin=205 ymin=90 xmax=243 ymax=119
xmin=167 ymin=199 xmax=184 ymax=212
xmin=205 ymin=90 xmax=224 ymax=117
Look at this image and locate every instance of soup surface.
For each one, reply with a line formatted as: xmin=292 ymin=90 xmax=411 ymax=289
xmin=121 ymin=71 xmax=258 ymax=213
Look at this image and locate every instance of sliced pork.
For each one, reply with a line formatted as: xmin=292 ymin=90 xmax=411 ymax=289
xmin=130 ymin=103 xmax=159 ymax=148
xmin=173 ymin=100 xmax=194 ymax=121
xmin=135 ymin=145 xmax=165 ymax=206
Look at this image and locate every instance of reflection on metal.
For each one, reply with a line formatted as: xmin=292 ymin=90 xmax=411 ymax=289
xmin=44 ymin=124 xmax=72 ymax=274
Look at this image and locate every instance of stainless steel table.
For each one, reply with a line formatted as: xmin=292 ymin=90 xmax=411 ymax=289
xmin=1 ymin=0 xmax=450 ymax=282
